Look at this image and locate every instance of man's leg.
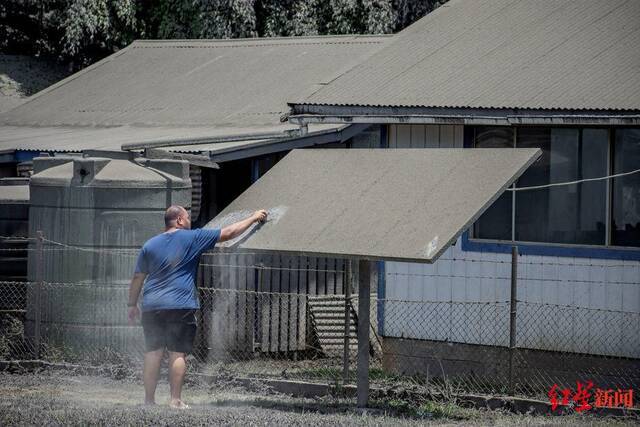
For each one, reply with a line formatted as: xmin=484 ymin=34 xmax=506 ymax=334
xmin=143 ymin=349 xmax=164 ymax=404
xmin=168 ymin=351 xmax=188 ymax=408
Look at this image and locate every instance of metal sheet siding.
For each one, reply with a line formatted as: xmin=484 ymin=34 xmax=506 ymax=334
xmin=297 ymin=0 xmax=640 ymax=111
xmin=384 ymin=241 xmax=640 ymax=358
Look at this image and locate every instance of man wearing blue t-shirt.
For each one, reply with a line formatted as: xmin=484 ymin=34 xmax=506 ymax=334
xmin=127 ymin=205 xmax=267 ymax=408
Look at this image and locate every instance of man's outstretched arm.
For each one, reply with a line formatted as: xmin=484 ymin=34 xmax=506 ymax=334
xmin=219 ymin=210 xmax=268 ymax=243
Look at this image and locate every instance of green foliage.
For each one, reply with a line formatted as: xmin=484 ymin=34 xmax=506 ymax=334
xmin=198 ymin=0 xmax=258 ymax=39
xmin=62 ymin=0 xmax=137 ymax=67
xmin=0 ymin=0 xmax=66 ymax=57
xmin=142 ymin=0 xmax=201 ymax=39
xmin=0 ymin=0 xmax=446 ymax=68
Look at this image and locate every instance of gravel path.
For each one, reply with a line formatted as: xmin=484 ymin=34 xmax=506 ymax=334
xmin=0 ymin=370 xmax=637 ymax=426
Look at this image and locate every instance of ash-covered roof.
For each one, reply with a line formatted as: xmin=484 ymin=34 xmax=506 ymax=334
xmin=292 ymin=0 xmax=640 ymax=112
xmin=0 ymin=36 xmax=388 ymax=153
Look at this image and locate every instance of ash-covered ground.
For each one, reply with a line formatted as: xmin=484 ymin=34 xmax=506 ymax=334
xmin=0 ymin=370 xmax=636 ymax=426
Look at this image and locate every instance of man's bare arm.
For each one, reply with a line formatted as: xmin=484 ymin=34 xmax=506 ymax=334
xmin=128 ymin=273 xmax=147 ymax=307
xmin=127 ymin=273 xmax=146 ymax=324
xmin=219 ymin=210 xmax=267 ymax=242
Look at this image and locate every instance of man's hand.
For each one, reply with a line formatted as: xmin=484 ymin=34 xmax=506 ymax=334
xmin=220 ymin=209 xmax=269 ymax=242
xmin=128 ymin=305 xmax=140 ymax=325
xmin=252 ymin=209 xmax=268 ymax=223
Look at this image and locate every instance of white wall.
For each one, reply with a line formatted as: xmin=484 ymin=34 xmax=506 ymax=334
xmin=382 ymin=125 xmax=640 ymax=359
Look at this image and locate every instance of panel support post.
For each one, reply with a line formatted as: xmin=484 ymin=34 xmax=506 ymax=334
xmin=342 ymin=259 xmax=352 ymax=384
xmin=357 ymin=259 xmax=372 ymax=408
xmin=508 ymin=245 xmax=518 ymax=395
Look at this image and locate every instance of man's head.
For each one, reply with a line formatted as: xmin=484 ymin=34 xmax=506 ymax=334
xmin=164 ymin=205 xmax=191 ymax=230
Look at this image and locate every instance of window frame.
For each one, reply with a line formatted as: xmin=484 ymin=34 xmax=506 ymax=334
xmin=465 ymin=125 xmax=640 ymax=260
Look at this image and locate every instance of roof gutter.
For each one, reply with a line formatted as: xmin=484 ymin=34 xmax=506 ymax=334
xmin=121 ymin=129 xmax=300 ymax=151
xmin=289 ymin=114 xmax=640 ymax=127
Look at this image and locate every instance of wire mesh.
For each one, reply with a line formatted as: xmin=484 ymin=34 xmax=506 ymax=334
xmin=0 ymin=235 xmax=638 ymax=409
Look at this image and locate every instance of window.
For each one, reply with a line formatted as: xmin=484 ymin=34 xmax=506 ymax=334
xmin=473 ymin=126 xmax=639 ymax=249
xmin=473 ymin=127 xmax=514 ymax=240
xmin=612 ymin=129 xmax=640 ymax=247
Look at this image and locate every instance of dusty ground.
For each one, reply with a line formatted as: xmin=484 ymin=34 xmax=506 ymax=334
xmin=0 ymin=54 xmax=70 ymax=113
xmin=0 ymin=370 xmax=636 ymax=426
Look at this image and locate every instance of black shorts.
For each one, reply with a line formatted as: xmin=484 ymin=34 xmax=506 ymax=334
xmin=141 ymin=309 xmax=197 ymax=354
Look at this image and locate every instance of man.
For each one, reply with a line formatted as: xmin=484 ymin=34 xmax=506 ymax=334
xmin=127 ymin=205 xmax=267 ymax=408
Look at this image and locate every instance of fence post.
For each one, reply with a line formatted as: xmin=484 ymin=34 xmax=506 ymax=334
xmin=34 ymin=230 xmax=44 ymax=360
xmin=508 ymin=245 xmax=518 ymax=395
xmin=342 ymin=259 xmax=352 ymax=384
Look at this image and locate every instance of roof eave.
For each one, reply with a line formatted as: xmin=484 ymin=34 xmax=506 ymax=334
xmin=288 ymin=104 xmax=640 ymax=126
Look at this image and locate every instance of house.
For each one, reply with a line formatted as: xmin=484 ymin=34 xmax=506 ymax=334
xmin=0 ymin=35 xmax=389 ymax=358
xmin=0 ymin=35 xmax=388 ymax=224
xmin=287 ymin=0 xmax=640 ymax=386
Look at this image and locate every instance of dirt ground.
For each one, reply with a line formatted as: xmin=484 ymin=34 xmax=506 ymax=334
xmin=0 ymin=369 xmax=636 ymax=426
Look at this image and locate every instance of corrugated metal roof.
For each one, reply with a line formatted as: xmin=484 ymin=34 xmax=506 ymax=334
xmin=294 ymin=0 xmax=640 ymax=111
xmin=1 ymin=36 xmax=388 ymax=128
xmin=205 ymin=148 xmax=541 ymax=263
xmin=0 ymin=123 xmax=339 ymax=153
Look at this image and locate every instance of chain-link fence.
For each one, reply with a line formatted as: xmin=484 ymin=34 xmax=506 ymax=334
xmin=0 ymin=234 xmax=638 ymax=408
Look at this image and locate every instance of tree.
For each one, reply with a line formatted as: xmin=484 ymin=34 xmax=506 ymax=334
xmin=62 ymin=0 xmax=137 ymax=67
xmin=197 ymin=0 xmax=257 ymax=39
xmin=0 ymin=0 xmax=446 ymax=68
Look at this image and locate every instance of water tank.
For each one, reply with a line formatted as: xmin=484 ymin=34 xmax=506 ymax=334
xmin=26 ymin=151 xmax=191 ymax=355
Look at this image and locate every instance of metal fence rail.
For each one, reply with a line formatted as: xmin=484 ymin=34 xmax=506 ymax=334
xmin=0 ymin=235 xmax=638 ymax=409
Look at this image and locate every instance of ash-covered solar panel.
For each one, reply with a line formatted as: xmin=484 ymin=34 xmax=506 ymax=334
xmin=206 ymin=148 xmax=541 ymax=263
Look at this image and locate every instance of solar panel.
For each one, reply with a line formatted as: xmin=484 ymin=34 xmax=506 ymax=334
xmin=206 ymin=148 xmax=541 ymax=263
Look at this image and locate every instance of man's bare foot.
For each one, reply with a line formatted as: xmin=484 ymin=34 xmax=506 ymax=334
xmin=144 ymin=400 xmax=156 ymax=406
xmin=169 ymin=399 xmax=189 ymax=409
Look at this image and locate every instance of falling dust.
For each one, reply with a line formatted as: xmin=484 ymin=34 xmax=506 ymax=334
xmin=204 ymin=206 xmax=288 ymax=249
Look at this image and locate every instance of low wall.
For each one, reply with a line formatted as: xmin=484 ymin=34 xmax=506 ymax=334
xmin=382 ymin=337 xmax=640 ymax=392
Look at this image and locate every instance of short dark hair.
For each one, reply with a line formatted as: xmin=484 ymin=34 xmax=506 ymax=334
xmin=164 ymin=205 xmax=186 ymax=227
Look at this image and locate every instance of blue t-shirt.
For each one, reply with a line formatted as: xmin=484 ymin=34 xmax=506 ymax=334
xmin=134 ymin=228 xmax=221 ymax=311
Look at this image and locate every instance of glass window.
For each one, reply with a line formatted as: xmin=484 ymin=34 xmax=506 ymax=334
xmin=612 ymin=129 xmax=640 ymax=247
xmin=515 ymin=128 xmax=608 ymax=245
xmin=473 ymin=127 xmax=514 ymax=240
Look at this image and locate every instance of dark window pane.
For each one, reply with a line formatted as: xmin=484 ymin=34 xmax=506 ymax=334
xmin=515 ymin=128 xmax=607 ymax=245
xmin=612 ymin=129 xmax=640 ymax=247
xmin=473 ymin=127 xmax=514 ymax=240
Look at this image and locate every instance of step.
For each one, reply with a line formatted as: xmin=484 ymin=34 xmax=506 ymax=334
xmin=309 ymin=300 xmax=347 ymax=307
xmin=315 ymin=325 xmax=356 ymax=334
xmin=310 ymin=305 xmax=349 ymax=312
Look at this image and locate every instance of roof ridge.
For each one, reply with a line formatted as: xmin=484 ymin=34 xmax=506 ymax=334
xmin=132 ymin=34 xmax=392 ymax=45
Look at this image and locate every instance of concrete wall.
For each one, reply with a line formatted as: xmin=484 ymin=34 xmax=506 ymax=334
xmin=382 ymin=337 xmax=640 ymax=390
xmin=382 ymin=124 xmax=640 ymax=359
